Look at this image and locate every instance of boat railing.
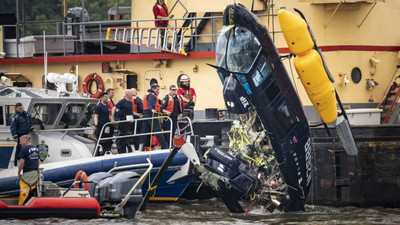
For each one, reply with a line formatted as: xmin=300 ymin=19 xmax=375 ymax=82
xmin=177 ymin=116 xmax=194 ymax=137
xmin=93 ymin=115 xmax=173 ymax=156
xmin=5 ymin=11 xmax=281 ymax=58
xmin=0 ymin=127 xmax=94 ymax=142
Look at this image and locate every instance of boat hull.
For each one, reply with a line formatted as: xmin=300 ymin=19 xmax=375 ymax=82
xmin=0 ymin=197 xmax=100 ymax=219
xmin=0 ymin=150 xmax=192 ymax=202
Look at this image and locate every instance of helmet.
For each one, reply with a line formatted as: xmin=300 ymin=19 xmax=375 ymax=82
xmin=180 ymin=74 xmax=190 ymax=82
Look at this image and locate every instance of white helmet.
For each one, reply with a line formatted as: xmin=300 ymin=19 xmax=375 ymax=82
xmin=180 ymin=74 xmax=190 ymax=82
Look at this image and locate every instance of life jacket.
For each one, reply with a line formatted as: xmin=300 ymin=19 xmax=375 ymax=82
xmin=165 ymin=94 xmax=183 ymax=113
xmin=180 ymin=88 xmax=193 ymax=109
xmin=143 ymin=92 xmax=161 ymax=112
xmin=130 ymin=96 xmax=138 ymax=113
xmin=107 ymin=100 xmax=114 ymax=112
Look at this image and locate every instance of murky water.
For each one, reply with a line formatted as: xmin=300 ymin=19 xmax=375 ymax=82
xmin=2 ymin=199 xmax=400 ymax=225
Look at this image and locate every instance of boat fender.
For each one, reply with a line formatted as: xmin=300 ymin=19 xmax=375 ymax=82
xmin=74 ymin=170 xmax=90 ymax=190
xmin=82 ymin=73 xmax=104 ymax=99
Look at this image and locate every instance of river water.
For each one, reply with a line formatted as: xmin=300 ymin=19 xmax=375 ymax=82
xmin=2 ymin=198 xmax=400 ymax=225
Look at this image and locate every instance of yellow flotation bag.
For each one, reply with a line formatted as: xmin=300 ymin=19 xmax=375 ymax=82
xmin=278 ymin=9 xmax=337 ymax=123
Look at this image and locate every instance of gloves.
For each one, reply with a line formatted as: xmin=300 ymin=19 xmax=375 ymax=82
xmin=189 ymin=101 xmax=195 ymax=107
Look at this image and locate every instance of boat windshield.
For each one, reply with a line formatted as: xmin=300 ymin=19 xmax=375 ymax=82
xmin=216 ymin=26 xmax=261 ymax=74
xmin=31 ymin=103 xmax=62 ymax=126
xmin=80 ymin=103 xmax=96 ymax=127
xmin=59 ymin=103 xmax=86 ymax=127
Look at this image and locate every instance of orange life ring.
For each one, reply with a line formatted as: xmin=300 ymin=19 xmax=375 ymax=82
xmin=74 ymin=170 xmax=90 ymax=190
xmin=82 ymin=73 xmax=104 ymax=98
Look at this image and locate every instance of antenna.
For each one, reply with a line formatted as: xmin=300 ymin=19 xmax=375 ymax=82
xmin=43 ymin=31 xmax=48 ymax=93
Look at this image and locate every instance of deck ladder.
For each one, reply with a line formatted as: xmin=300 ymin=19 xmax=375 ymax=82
xmin=378 ymin=65 xmax=400 ymax=124
xmin=106 ymin=26 xmax=190 ymax=55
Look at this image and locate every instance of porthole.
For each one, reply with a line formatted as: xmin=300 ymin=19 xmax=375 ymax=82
xmin=351 ymin=67 xmax=362 ymax=84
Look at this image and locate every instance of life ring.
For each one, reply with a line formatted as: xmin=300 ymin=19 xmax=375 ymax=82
xmin=74 ymin=170 xmax=89 ymax=190
xmin=82 ymin=73 xmax=104 ymax=98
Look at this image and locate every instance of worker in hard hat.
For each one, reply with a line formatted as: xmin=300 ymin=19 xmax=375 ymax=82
xmin=177 ymin=74 xmax=196 ymax=119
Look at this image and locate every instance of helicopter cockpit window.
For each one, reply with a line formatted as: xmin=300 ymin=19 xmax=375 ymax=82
xmin=216 ymin=26 xmax=229 ymax=69
xmin=59 ymin=104 xmax=85 ymax=127
xmin=252 ymin=56 xmax=272 ymax=87
xmin=216 ymin=26 xmax=261 ymax=74
xmin=31 ymin=104 xmax=62 ymax=126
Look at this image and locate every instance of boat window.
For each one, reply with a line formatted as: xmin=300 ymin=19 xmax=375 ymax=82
xmin=0 ymin=88 xmax=15 ymax=96
xmin=80 ymin=103 xmax=96 ymax=127
xmin=351 ymin=67 xmax=362 ymax=84
xmin=252 ymin=56 xmax=272 ymax=87
xmin=0 ymin=106 xmax=4 ymax=125
xmin=59 ymin=104 xmax=85 ymax=127
xmin=5 ymin=105 xmax=16 ymax=126
xmin=31 ymin=104 xmax=62 ymax=126
xmin=226 ymin=27 xmax=261 ymax=74
xmin=273 ymin=102 xmax=296 ymax=138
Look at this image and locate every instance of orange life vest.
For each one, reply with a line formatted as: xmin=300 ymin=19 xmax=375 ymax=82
xmin=143 ymin=92 xmax=161 ymax=112
xmin=165 ymin=94 xmax=183 ymax=114
xmin=130 ymin=96 xmax=138 ymax=113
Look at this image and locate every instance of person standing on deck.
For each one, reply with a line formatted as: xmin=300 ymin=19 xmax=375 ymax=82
xmin=106 ymin=88 xmax=115 ymax=113
xmin=17 ymin=135 xmax=39 ymax=205
xmin=112 ymin=90 xmax=134 ymax=154
xmin=94 ymin=92 xmax=115 ymax=156
xmin=153 ymin=0 xmax=174 ymax=47
xmin=177 ymin=74 xmax=196 ymax=119
xmin=161 ymin=85 xmax=183 ymax=142
xmin=139 ymin=84 xmax=168 ymax=150
xmin=10 ymin=103 xmax=34 ymax=166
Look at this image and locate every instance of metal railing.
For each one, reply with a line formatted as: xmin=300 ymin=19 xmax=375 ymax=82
xmin=4 ymin=12 xmax=281 ymax=58
xmin=93 ymin=116 xmax=173 ymax=157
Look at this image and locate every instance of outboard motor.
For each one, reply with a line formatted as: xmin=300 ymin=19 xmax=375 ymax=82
xmin=88 ymin=171 xmax=143 ymax=218
xmin=205 ymin=145 xmax=257 ymax=197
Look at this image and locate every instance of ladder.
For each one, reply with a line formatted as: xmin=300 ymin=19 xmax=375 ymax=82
xmin=106 ymin=26 xmax=190 ymax=55
xmin=378 ymin=65 xmax=400 ymax=124
xmin=379 ymin=82 xmax=400 ymax=124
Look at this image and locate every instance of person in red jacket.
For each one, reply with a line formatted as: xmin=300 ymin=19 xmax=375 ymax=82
xmin=161 ymin=85 xmax=183 ymax=142
xmin=177 ymin=74 xmax=196 ymax=119
xmin=153 ymin=0 xmax=173 ymax=47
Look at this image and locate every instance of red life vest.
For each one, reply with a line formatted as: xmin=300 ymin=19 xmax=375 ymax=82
xmin=143 ymin=92 xmax=161 ymax=112
xmin=165 ymin=94 xmax=183 ymax=113
xmin=180 ymin=88 xmax=193 ymax=109
xmin=130 ymin=96 xmax=138 ymax=113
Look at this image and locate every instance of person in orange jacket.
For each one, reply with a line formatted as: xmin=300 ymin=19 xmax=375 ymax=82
xmin=139 ymin=84 xmax=168 ymax=150
xmin=161 ymin=85 xmax=183 ymax=142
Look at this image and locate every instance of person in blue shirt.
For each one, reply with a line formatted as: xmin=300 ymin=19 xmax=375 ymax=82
xmin=112 ymin=90 xmax=134 ymax=153
xmin=10 ymin=102 xmax=34 ymax=166
xmin=94 ymin=92 xmax=115 ymax=156
xmin=17 ymin=135 xmax=39 ymax=205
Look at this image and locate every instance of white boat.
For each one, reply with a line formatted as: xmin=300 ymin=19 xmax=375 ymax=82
xmin=0 ymin=83 xmax=192 ymax=202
